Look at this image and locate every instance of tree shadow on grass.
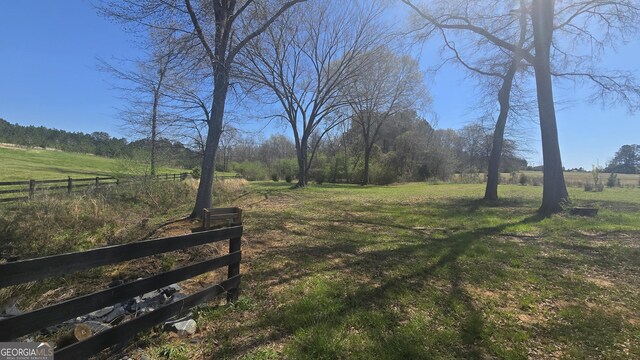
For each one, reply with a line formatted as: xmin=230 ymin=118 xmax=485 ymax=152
xmin=206 ymin=213 xmax=546 ymax=359
xmin=436 ymin=197 xmax=536 ymax=216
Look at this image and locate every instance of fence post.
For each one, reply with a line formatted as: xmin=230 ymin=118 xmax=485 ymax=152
xmin=95 ymin=177 xmax=99 ymax=187
xmin=67 ymin=177 xmax=73 ymax=194
xmin=28 ymin=180 xmax=35 ymax=200
xmin=227 ymin=236 xmax=241 ymax=303
xmin=173 ymin=174 xmax=176 ymax=182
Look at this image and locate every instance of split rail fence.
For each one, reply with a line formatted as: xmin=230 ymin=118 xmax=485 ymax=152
xmin=0 ymin=173 xmax=244 ymax=203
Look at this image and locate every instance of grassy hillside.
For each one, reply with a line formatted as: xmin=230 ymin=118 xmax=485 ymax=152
xmin=0 ymin=145 xmax=185 ymax=181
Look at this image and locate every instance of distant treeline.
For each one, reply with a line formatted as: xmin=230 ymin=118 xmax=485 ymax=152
xmin=0 ymin=118 xmax=200 ymax=169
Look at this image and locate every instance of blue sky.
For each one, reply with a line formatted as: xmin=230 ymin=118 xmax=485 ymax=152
xmin=0 ymin=1 xmax=638 ymax=169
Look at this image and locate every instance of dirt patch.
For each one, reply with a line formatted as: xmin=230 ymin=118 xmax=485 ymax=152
xmin=584 ymin=276 xmax=615 ymax=288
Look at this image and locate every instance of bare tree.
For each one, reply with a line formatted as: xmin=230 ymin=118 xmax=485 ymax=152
xmin=237 ymin=0 xmax=383 ymax=187
xmin=98 ymin=0 xmax=306 ymax=217
xmin=99 ymin=31 xmax=185 ymax=175
xmin=340 ymin=47 xmax=429 ymax=185
xmin=404 ymin=0 xmax=534 ymax=201
xmin=218 ymin=125 xmax=239 ymax=172
xmin=404 ymin=0 xmax=640 ymax=214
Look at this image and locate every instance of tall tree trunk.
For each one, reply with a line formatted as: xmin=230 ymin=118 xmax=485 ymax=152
xmin=532 ymin=0 xmax=569 ymax=215
xmin=362 ymin=144 xmax=371 ymax=185
xmin=295 ymin=138 xmax=308 ymax=187
xmin=223 ymin=149 xmax=229 ymax=172
xmin=484 ymin=61 xmax=517 ymax=201
xmin=190 ymin=74 xmax=228 ymax=218
xmin=343 ymin=138 xmax=350 ymax=183
xmin=361 ymin=118 xmax=372 ymax=186
xmin=150 ymin=89 xmax=159 ymax=176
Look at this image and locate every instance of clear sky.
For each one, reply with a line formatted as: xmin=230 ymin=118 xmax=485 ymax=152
xmin=0 ymin=1 xmax=638 ymax=169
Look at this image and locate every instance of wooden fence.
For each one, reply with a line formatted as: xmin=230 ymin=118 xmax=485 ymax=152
xmin=0 ymin=173 xmax=189 ymax=203
xmin=0 ymin=225 xmax=242 ymax=359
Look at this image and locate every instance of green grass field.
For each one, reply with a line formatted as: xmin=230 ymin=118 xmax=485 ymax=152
xmin=502 ymin=170 xmax=640 ymax=187
xmin=2 ymin=175 xmax=639 ymax=358
xmin=142 ymin=182 xmax=639 ymax=360
xmin=0 ymin=146 xmax=187 ymax=181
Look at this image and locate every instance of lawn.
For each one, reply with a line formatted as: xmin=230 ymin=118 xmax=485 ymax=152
xmin=0 ymin=146 xmax=187 ymax=181
xmin=129 ymin=182 xmax=640 ymax=359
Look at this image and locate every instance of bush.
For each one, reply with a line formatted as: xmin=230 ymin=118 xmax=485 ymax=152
xmin=531 ymin=177 xmax=542 ymax=186
xmin=271 ymin=174 xmax=279 ymax=182
xmin=370 ymin=163 xmax=398 ymax=185
xmin=231 ymin=161 xmax=269 ymax=181
xmin=455 ymin=170 xmax=483 ymax=184
xmin=191 ymin=166 xmax=201 ymax=179
xmin=508 ymin=172 xmax=518 ymax=184
xmin=607 ymin=173 xmax=619 ymax=188
xmin=519 ymin=173 xmax=528 ymax=186
xmin=591 ymin=165 xmax=603 ymax=191
xmin=584 ymin=182 xmax=594 ymax=192
xmin=285 ymin=175 xmax=293 ymax=183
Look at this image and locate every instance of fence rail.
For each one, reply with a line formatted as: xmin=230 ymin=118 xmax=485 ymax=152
xmin=0 ymin=173 xmax=189 ymax=203
xmin=0 ymin=224 xmax=243 ymax=360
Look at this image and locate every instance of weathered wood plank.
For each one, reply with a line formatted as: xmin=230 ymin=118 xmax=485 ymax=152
xmin=0 ymin=226 xmax=243 ymax=287
xmin=204 ymin=207 xmax=241 ymax=215
xmin=54 ymin=275 xmax=241 ymax=360
xmin=0 ymin=188 xmax=27 ymax=195
xmin=56 ymin=177 xmax=114 ymax=183
xmin=0 ymin=196 xmax=28 ymax=202
xmin=0 ymin=180 xmax=30 ymax=186
xmin=36 ymin=179 xmax=72 ymax=184
xmin=227 ymin=237 xmax=242 ymax=303
xmin=0 ymin=251 xmax=241 ymax=341
xmin=203 ymin=208 xmax=242 ymax=229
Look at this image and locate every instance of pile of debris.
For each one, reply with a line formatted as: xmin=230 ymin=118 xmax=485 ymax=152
xmin=1 ymin=283 xmax=199 ymax=347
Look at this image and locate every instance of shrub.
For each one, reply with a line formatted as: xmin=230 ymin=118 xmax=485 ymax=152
xmin=519 ymin=173 xmax=528 ymax=186
xmin=591 ymin=165 xmax=603 ymax=191
xmin=531 ymin=177 xmax=542 ymax=186
xmin=584 ymin=182 xmax=594 ymax=192
xmin=271 ymin=173 xmax=279 ymax=182
xmin=509 ymin=172 xmax=518 ymax=184
xmin=607 ymin=173 xmax=618 ymax=188
xmin=455 ymin=170 xmax=483 ymax=184
xmin=231 ymin=161 xmax=269 ymax=181
xmin=285 ymin=175 xmax=293 ymax=183
xmin=371 ymin=165 xmax=398 ymax=185
xmin=191 ymin=166 xmax=201 ymax=179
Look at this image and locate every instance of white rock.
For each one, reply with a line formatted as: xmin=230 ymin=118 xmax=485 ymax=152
xmin=173 ymin=319 xmax=197 ymax=337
